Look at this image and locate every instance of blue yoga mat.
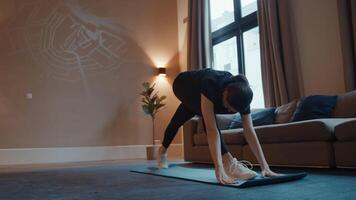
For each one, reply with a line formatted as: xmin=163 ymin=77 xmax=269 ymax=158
xmin=131 ymin=163 xmax=307 ymax=188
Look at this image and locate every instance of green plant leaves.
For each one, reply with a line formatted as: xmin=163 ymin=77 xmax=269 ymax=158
xmin=159 ymin=96 xmax=166 ymax=101
xmin=142 ymin=82 xmax=150 ymax=90
xmin=140 ymin=82 xmax=166 ymax=118
xmin=142 ymin=105 xmax=150 ymax=115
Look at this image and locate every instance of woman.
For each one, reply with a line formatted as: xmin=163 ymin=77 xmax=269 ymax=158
xmin=157 ymin=68 xmax=282 ymax=184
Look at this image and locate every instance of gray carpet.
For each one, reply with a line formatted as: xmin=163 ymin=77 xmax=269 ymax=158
xmin=131 ymin=163 xmax=307 ymax=188
xmin=0 ymin=162 xmax=356 ymax=200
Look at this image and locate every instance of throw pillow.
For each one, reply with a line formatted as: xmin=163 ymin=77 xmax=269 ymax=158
xmin=229 ymin=107 xmax=276 ymax=129
xmin=216 ymin=114 xmax=236 ymax=130
xmin=196 ymin=114 xmax=236 ymax=133
xmin=290 ymin=95 xmax=337 ymax=122
xmin=274 ymin=100 xmax=298 ymax=124
xmin=332 ymin=90 xmax=356 ymax=118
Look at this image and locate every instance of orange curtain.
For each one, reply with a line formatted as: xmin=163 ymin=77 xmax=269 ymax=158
xmin=338 ymin=0 xmax=356 ymax=91
xmin=187 ymin=0 xmax=212 ymax=70
xmin=257 ymin=0 xmax=302 ymax=107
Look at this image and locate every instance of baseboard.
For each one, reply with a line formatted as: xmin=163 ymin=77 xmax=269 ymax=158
xmin=0 ymin=144 xmax=183 ymax=166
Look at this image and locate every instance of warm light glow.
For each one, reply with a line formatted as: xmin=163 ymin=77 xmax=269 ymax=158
xmin=155 ymin=66 xmax=168 ymax=82
xmin=146 ymin=55 xmax=170 ymax=78
xmin=157 ymin=62 xmax=166 ymax=69
xmin=141 ymin=48 xmax=172 ymax=70
xmin=157 ymin=67 xmax=166 ymax=77
xmin=155 ymin=75 xmax=169 ymax=86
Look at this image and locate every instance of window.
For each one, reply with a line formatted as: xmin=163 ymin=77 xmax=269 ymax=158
xmin=209 ymin=0 xmax=265 ymax=108
xmin=212 ymin=37 xmax=238 ymax=73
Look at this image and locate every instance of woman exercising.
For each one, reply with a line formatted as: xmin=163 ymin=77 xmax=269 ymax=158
xmin=157 ymin=68 xmax=282 ymax=184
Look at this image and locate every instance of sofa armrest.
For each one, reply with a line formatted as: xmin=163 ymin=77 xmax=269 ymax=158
xmin=183 ymin=117 xmax=199 ymax=161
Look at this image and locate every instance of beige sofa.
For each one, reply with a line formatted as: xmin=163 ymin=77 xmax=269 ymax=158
xmin=183 ymin=91 xmax=356 ymax=168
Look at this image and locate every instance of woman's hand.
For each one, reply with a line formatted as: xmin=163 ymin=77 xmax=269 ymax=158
xmin=215 ymin=165 xmax=236 ymax=184
xmin=261 ymin=168 xmax=284 ymax=177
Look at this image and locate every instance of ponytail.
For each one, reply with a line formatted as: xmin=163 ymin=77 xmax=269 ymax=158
xmin=225 ymin=74 xmax=253 ymax=112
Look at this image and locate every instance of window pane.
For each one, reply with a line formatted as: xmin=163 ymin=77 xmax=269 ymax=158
xmin=212 ymin=37 xmax=238 ymax=75
xmin=243 ymin=27 xmax=265 ymax=108
xmin=210 ymin=0 xmax=235 ymax=32
xmin=241 ymin=0 xmax=257 ymax=17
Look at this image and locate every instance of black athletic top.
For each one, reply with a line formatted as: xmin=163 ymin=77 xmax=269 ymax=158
xmin=172 ymin=68 xmax=251 ymax=115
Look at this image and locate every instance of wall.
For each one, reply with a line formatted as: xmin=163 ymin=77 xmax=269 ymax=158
xmin=0 ymin=0 xmax=181 ymax=153
xmin=289 ymin=0 xmax=346 ymax=96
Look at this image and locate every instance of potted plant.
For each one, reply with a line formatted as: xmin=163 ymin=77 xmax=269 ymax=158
xmin=140 ymin=82 xmax=166 ymax=160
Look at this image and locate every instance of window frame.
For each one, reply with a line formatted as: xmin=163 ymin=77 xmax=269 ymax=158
xmin=211 ymin=0 xmax=258 ymax=75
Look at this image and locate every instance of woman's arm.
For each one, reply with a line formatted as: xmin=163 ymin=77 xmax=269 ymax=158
xmin=201 ymin=94 xmax=235 ymax=184
xmin=242 ymin=114 xmax=283 ymax=177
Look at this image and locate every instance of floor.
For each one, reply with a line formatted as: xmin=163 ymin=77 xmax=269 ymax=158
xmin=0 ymin=159 xmax=356 ymax=200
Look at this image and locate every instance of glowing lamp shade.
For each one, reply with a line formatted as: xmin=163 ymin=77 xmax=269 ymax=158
xmin=158 ymin=67 xmax=166 ymax=77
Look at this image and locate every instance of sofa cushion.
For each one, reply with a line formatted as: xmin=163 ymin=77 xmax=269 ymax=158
xmin=229 ymin=108 xmax=276 ymax=129
xmin=275 ymin=100 xmax=298 ymax=124
xmin=248 ymin=119 xmax=348 ymax=144
xmin=333 ymin=90 xmax=356 ymax=118
xmin=196 ymin=117 xmax=205 ymax=134
xmin=290 ymin=95 xmax=337 ymax=122
xmin=193 ymin=119 xmax=347 ymax=145
xmin=193 ymin=129 xmax=246 ymax=145
xmin=334 ymin=118 xmax=356 ymax=141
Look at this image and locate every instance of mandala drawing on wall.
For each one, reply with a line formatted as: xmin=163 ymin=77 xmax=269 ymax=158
xmin=0 ymin=0 xmax=127 ymax=82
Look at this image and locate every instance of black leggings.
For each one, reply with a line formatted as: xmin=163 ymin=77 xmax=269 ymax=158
xmin=162 ymin=103 xmax=229 ymax=155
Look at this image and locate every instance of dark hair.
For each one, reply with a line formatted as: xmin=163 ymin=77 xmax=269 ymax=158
xmin=225 ymin=75 xmax=253 ymax=112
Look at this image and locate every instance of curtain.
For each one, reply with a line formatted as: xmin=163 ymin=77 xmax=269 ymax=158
xmin=338 ymin=0 xmax=356 ymax=91
xmin=257 ymin=0 xmax=302 ymax=107
xmin=187 ymin=0 xmax=212 ymax=70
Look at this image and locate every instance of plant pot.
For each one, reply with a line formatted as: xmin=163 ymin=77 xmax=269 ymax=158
xmin=146 ymin=145 xmax=159 ymax=160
